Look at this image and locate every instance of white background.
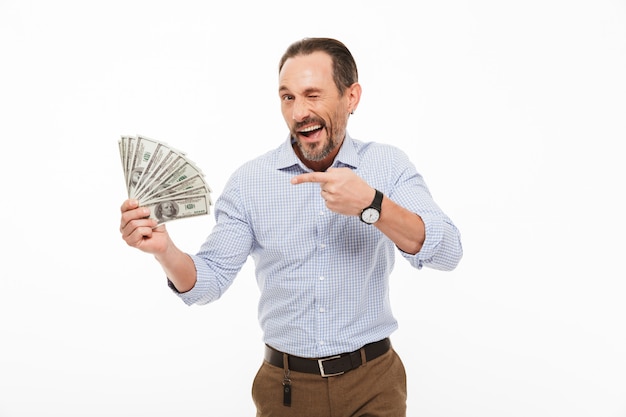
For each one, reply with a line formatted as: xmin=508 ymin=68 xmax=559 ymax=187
xmin=1 ymin=1 xmax=625 ymax=416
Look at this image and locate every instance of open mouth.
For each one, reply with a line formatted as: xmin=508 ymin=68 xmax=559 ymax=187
xmin=298 ymin=124 xmax=323 ymax=138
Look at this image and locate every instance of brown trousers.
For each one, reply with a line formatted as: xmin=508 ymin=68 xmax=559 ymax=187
xmin=251 ymin=348 xmax=407 ymax=417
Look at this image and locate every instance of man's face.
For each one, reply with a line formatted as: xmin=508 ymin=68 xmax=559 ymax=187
xmin=279 ymin=51 xmax=352 ymax=163
xmin=162 ymin=202 xmax=175 ymax=216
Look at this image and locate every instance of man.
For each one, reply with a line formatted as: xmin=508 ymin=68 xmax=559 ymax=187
xmin=120 ymin=37 xmax=462 ymax=416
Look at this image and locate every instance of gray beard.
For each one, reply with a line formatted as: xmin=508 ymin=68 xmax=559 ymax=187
xmin=296 ymin=136 xmax=337 ymax=162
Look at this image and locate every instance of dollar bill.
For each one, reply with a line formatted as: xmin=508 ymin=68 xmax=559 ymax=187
xmin=129 ymin=136 xmax=172 ymax=199
xmin=144 ymin=195 xmax=211 ymax=226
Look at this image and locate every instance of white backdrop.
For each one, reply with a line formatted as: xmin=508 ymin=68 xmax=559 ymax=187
xmin=1 ymin=1 xmax=625 ymax=416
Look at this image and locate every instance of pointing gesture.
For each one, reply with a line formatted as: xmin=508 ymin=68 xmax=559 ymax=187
xmin=291 ymin=167 xmax=376 ymax=216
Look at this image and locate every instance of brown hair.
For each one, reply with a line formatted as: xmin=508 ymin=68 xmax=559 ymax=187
xmin=278 ymin=38 xmax=358 ymax=95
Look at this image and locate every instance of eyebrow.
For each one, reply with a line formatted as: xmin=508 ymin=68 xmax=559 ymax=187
xmin=278 ymin=86 xmax=323 ymax=95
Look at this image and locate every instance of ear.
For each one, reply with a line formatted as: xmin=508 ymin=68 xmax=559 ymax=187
xmin=346 ymin=82 xmax=362 ymax=114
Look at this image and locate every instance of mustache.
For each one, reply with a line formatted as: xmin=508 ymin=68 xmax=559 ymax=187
xmin=293 ymin=117 xmax=325 ymax=131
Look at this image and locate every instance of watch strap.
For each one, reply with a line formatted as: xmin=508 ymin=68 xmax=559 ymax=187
xmin=370 ymin=189 xmax=383 ymax=211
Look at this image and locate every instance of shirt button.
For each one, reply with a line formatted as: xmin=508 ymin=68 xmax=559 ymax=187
xmin=319 ymin=307 xmax=326 ymax=313
xmin=319 ymin=243 xmax=326 ymax=249
xmin=319 ymin=276 xmax=325 ymax=281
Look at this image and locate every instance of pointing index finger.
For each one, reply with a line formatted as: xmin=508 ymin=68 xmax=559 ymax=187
xmin=291 ymin=172 xmax=328 ymax=185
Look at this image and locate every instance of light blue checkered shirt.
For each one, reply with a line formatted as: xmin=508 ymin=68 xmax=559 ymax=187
xmin=174 ymin=133 xmax=462 ymax=358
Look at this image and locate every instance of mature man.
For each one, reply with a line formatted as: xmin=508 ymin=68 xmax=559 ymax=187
xmin=120 ymin=37 xmax=463 ymax=416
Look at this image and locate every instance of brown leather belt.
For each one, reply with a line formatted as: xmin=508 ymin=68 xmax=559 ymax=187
xmin=264 ymin=338 xmax=391 ymax=377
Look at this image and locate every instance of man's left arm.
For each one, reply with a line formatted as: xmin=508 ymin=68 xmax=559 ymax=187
xmin=291 ymin=167 xmax=425 ymax=253
xmin=291 ymin=167 xmax=462 ymax=270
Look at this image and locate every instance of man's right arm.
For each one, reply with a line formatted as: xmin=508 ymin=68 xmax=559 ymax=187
xmin=120 ymin=199 xmax=197 ymax=292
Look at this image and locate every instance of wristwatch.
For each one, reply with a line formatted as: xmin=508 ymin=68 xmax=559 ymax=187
xmin=360 ymin=189 xmax=383 ymax=224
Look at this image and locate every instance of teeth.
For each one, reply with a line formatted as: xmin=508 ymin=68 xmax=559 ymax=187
xmin=299 ymin=125 xmax=321 ymax=133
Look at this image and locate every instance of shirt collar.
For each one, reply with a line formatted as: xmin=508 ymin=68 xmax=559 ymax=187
xmin=276 ymin=132 xmax=359 ymax=172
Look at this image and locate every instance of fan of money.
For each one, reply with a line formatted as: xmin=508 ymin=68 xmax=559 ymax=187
xmin=118 ymin=134 xmax=212 ymax=225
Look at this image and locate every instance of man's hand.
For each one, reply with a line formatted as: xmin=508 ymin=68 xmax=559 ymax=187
xmin=291 ymin=167 xmax=375 ymax=216
xmin=119 ymin=199 xmax=170 ymax=255
xmin=119 ymin=199 xmax=197 ymax=291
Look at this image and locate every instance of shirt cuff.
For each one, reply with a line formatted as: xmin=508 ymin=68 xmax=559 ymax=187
xmin=167 ymin=254 xmax=218 ymax=306
xmin=399 ymin=212 xmax=444 ymax=268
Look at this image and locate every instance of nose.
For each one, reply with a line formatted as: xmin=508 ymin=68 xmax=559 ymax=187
xmin=292 ymin=99 xmax=309 ymax=122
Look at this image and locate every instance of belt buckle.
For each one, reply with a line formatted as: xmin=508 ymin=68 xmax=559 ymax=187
xmin=317 ymin=355 xmax=344 ymax=377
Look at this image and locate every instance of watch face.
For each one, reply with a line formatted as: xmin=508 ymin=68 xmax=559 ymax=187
xmin=361 ymin=208 xmax=380 ymax=224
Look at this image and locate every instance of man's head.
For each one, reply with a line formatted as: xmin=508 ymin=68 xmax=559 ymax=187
xmin=279 ymin=38 xmax=359 ymax=96
xmin=158 ymin=201 xmax=178 ymax=219
xmin=278 ymin=38 xmax=361 ymax=169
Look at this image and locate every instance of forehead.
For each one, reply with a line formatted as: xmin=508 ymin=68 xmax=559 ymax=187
xmin=279 ymin=51 xmax=334 ymax=91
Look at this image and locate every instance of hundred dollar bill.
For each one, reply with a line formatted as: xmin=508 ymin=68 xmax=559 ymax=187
xmin=120 ymin=135 xmax=138 ymax=195
xmin=144 ymin=195 xmax=211 ymax=226
xmin=124 ymin=135 xmax=137 ymax=195
xmin=141 ymin=185 xmax=212 ymax=206
xmin=128 ymin=135 xmax=173 ymax=199
xmin=118 ymin=137 xmax=127 ymax=185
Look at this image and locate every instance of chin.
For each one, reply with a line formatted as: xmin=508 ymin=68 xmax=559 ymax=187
xmin=299 ymin=143 xmax=328 ymax=161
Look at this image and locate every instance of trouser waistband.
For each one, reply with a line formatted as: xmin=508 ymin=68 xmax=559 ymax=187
xmin=264 ymin=338 xmax=391 ymax=377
